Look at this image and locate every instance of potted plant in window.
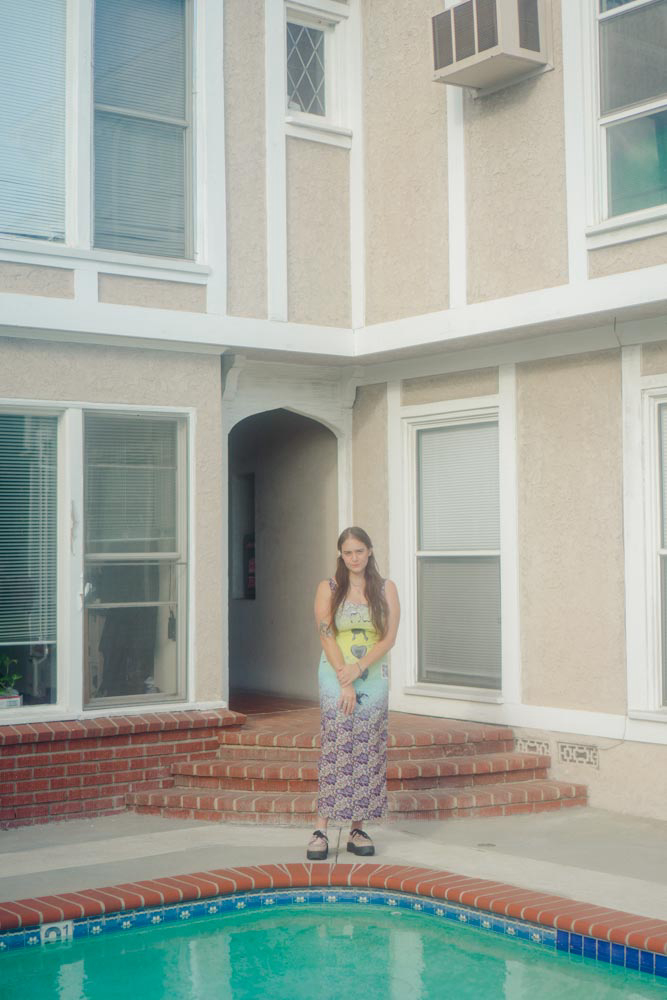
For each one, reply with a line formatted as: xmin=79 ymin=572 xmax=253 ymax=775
xmin=0 ymin=655 xmax=22 ymax=708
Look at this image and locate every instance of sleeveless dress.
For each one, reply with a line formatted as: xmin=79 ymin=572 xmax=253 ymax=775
xmin=317 ymin=583 xmax=389 ymax=822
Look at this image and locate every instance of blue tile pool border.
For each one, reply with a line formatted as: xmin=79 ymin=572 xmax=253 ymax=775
xmin=0 ymin=888 xmax=663 ymax=980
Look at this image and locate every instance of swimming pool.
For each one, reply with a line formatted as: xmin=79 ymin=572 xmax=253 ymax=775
xmin=2 ymin=897 xmax=665 ymax=1000
xmin=1 ymin=864 xmax=665 ymax=998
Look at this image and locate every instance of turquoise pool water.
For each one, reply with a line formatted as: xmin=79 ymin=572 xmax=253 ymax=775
xmin=2 ymin=905 xmax=664 ymax=1000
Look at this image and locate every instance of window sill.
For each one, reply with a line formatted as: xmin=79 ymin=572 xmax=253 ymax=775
xmin=0 ymin=700 xmax=228 ymax=727
xmin=0 ymin=237 xmax=210 ymax=284
xmin=585 ymin=206 xmax=667 ymax=251
xmin=628 ymin=708 xmax=667 ymax=724
xmin=285 ymin=116 xmax=352 ymax=149
xmin=404 ymin=683 xmax=503 ymax=705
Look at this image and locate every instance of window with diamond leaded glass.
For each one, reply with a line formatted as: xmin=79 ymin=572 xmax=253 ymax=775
xmin=286 ymin=20 xmax=326 ymax=117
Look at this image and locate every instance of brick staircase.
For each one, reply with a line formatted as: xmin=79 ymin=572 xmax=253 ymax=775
xmin=126 ymin=706 xmax=587 ymax=825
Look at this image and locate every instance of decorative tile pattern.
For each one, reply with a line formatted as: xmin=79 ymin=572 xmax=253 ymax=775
xmin=0 ymin=863 xmax=664 ymax=981
xmin=557 ymin=742 xmax=600 ymax=768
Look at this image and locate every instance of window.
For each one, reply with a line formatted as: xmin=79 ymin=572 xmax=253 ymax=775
xmin=597 ymin=0 xmax=667 ymax=219
xmin=0 ymin=1 xmax=66 ymax=242
xmin=94 ymin=0 xmax=192 ymax=257
xmin=83 ymin=413 xmax=187 ymax=705
xmin=0 ymin=414 xmax=58 ymax=707
xmin=287 ymin=20 xmax=327 ymax=117
xmin=657 ymin=403 xmax=667 ymax=705
xmin=282 ymin=2 xmax=351 ymax=137
xmin=0 ymin=0 xmax=194 ymax=259
xmin=416 ymin=419 xmax=501 ymax=690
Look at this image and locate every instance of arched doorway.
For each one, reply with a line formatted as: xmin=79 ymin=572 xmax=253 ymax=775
xmin=227 ymin=408 xmax=338 ymax=705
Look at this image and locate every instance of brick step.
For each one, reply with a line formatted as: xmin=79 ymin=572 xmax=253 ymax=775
xmin=216 ymin=739 xmax=515 ymax=763
xmin=126 ymin=778 xmax=586 ymax=825
xmin=170 ymin=752 xmax=549 ymax=793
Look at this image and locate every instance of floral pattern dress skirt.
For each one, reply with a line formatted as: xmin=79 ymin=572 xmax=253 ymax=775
xmin=317 ymin=600 xmax=389 ymax=822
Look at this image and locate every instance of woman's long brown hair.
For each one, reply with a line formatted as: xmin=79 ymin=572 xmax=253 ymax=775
xmin=331 ymin=527 xmax=388 ymax=638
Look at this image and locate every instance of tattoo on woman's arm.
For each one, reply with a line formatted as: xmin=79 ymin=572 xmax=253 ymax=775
xmin=319 ymin=620 xmax=333 ymax=638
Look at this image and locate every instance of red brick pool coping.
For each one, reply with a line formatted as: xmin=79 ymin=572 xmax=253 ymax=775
xmin=1 ymin=863 xmax=666 ymax=956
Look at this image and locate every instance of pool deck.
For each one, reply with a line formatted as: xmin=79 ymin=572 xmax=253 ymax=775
xmin=1 ymin=807 xmax=665 ymax=923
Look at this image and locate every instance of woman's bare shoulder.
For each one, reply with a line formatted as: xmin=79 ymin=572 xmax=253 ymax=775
xmin=383 ymin=579 xmax=399 ymax=598
xmin=315 ymin=578 xmax=336 ymax=598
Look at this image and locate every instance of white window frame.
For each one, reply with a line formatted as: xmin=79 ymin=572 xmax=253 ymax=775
xmin=0 ymin=398 xmax=196 ymax=723
xmin=283 ymin=0 xmax=352 ymax=147
xmin=581 ymin=0 xmax=667 ymax=249
xmin=0 ymin=0 xmax=221 ymax=286
xmin=394 ymin=375 xmax=520 ymax=708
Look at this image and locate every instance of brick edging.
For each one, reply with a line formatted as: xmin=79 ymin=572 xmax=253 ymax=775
xmin=0 ymin=710 xmax=246 ymax=747
xmin=0 ymin=863 xmax=665 ymax=956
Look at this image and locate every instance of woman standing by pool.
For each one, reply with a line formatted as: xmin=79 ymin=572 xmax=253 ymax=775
xmin=308 ymin=527 xmax=400 ymax=860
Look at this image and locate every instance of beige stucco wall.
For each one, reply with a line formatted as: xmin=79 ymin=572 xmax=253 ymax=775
xmin=98 ymin=274 xmax=206 ymax=312
xmin=516 ymin=727 xmax=667 ymax=822
xmin=363 ymin=0 xmax=449 ymax=326
xmin=0 ymin=261 xmax=74 ymax=298
xmin=228 ymin=410 xmax=338 ymax=700
xmin=0 ymin=337 xmax=224 ymax=703
xmin=224 ymin=0 xmax=268 ymax=319
xmin=641 ymin=340 xmax=667 ymax=376
xmin=401 ymin=367 xmax=499 ymax=406
xmin=589 ymin=234 xmax=667 ymax=280
xmin=352 ymin=383 xmax=389 ymax=574
xmin=517 ymin=350 xmax=626 ymax=713
xmin=286 ymin=138 xmax=351 ymax=328
xmin=465 ymin=1 xmax=568 ymax=303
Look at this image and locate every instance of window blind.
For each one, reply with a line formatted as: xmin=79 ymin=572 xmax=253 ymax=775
xmin=0 ymin=1 xmax=66 ymax=241
xmin=418 ymin=422 xmax=500 ymax=552
xmin=0 ymin=415 xmax=58 ymax=644
xmin=93 ymin=0 xmax=189 ymax=257
xmin=418 ymin=557 xmax=501 ymax=688
xmin=85 ymin=415 xmax=178 ymax=554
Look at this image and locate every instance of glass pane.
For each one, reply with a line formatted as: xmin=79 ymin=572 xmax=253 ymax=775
xmin=0 ymin=1 xmax=65 ymax=241
xmin=418 ymin=557 xmax=501 ymax=689
xmin=600 ymin=0 xmax=645 ymax=11
xmin=0 ymin=414 xmax=58 ymax=706
xmin=86 ymin=600 xmax=180 ymax=701
xmin=600 ymin=1 xmax=667 ymax=115
xmin=607 ymin=110 xmax=667 ymax=217
xmin=659 ymin=404 xmax=667 ymax=547
xmin=85 ymin=415 xmax=178 ymax=554
xmin=84 ymin=562 xmax=180 ymax=606
xmin=286 ymin=22 xmax=326 ymax=116
xmin=418 ymin=423 xmax=499 ymax=552
xmin=95 ymin=0 xmax=187 ymax=119
xmin=94 ymin=113 xmax=186 ymax=257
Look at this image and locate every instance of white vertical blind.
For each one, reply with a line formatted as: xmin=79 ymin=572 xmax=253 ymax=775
xmin=85 ymin=415 xmax=177 ymax=554
xmin=0 ymin=1 xmax=66 ymax=241
xmin=418 ymin=422 xmax=500 ymax=551
xmin=0 ymin=415 xmax=58 ymax=644
xmin=93 ymin=0 xmax=190 ymax=257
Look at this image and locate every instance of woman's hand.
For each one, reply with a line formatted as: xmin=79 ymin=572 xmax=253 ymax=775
xmin=338 ymin=683 xmax=357 ymax=716
xmin=337 ymin=662 xmax=361 ymax=687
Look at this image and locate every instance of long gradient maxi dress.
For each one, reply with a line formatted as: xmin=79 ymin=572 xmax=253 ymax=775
xmin=317 ymin=583 xmax=389 ymax=822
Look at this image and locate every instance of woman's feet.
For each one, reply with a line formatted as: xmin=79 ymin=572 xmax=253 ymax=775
xmin=346 ymin=828 xmax=375 ymax=856
xmin=306 ymin=829 xmax=329 ymax=860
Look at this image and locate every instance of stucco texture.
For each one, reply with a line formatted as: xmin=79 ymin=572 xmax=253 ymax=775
xmin=641 ymin=339 xmax=667 ymax=376
xmin=401 ymin=367 xmax=498 ymax=406
xmin=465 ymin=0 xmax=568 ymax=303
xmin=0 ymin=337 xmax=224 ymax=703
xmin=363 ymin=0 xmax=449 ymax=325
xmin=516 ymin=727 xmax=667 ymax=822
xmin=228 ymin=410 xmax=338 ymax=700
xmin=516 ymin=350 xmax=626 ymax=714
xmin=0 ymin=261 xmax=74 ymax=298
xmin=286 ymin=138 xmax=351 ymax=328
xmin=224 ymin=0 xmax=268 ymax=318
xmin=98 ymin=274 xmax=206 ymax=312
xmin=588 ymin=233 xmax=667 ymax=280
xmin=352 ymin=383 xmax=389 ymax=573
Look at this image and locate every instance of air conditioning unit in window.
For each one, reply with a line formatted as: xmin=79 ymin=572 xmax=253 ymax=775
xmin=432 ymin=0 xmax=551 ymax=95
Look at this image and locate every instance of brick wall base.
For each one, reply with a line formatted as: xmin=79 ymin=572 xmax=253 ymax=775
xmin=0 ymin=710 xmax=245 ymax=828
